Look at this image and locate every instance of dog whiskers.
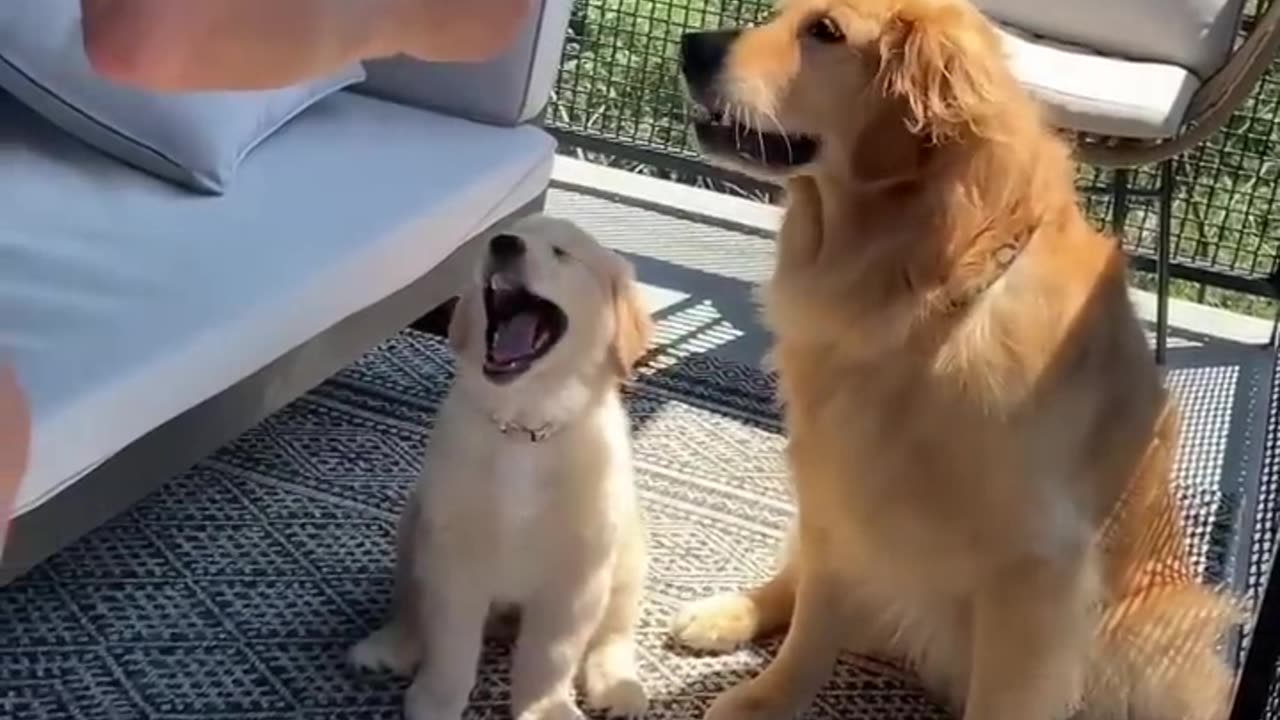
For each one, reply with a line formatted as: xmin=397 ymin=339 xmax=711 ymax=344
xmin=760 ymin=108 xmax=794 ymax=162
xmin=732 ymin=103 xmax=748 ymax=146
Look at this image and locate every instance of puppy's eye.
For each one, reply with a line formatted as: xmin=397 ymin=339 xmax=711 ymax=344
xmin=552 ymin=246 xmax=569 ymax=260
xmin=805 ymin=16 xmax=844 ymax=43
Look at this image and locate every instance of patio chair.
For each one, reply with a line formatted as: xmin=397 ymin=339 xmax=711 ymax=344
xmin=976 ymin=0 xmax=1280 ymax=363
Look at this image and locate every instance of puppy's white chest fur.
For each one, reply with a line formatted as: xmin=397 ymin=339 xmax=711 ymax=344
xmin=494 ymin=444 xmax=548 ymax=527
xmin=490 ymin=442 xmax=557 ymax=599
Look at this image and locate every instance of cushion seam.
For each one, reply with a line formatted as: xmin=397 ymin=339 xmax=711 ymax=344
xmin=235 ymin=65 xmax=366 ymax=167
xmin=0 ymin=53 xmax=188 ymax=177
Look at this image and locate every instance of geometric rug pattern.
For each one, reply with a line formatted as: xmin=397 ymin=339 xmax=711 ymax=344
xmin=0 ymin=325 xmax=1244 ymax=719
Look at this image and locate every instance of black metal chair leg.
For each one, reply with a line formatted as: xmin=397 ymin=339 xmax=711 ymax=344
xmin=1112 ymin=168 xmax=1131 ymax=237
xmin=1270 ymin=301 xmax=1280 ymax=348
xmin=1230 ymin=522 xmax=1280 ymax=719
xmin=1155 ymin=160 xmax=1174 ymax=364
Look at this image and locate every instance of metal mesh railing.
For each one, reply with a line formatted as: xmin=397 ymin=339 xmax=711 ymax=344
xmin=547 ymin=0 xmax=1280 ymax=311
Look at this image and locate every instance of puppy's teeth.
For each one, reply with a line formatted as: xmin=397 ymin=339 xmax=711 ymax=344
xmin=490 ymin=275 xmax=521 ymax=293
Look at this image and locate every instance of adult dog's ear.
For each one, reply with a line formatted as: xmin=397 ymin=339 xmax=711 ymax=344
xmin=608 ymin=257 xmax=654 ymax=379
xmin=876 ymin=3 xmax=1005 ymax=144
xmin=447 ymin=291 xmax=477 ymax=354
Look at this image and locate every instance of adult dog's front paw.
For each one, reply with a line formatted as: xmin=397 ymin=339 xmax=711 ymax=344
xmin=403 ymin=673 xmax=467 ymax=720
xmin=671 ymin=592 xmax=762 ymax=652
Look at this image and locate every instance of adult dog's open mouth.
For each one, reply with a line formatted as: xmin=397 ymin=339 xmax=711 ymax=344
xmin=689 ymin=105 xmax=819 ymax=169
xmin=483 ymin=278 xmax=567 ymax=383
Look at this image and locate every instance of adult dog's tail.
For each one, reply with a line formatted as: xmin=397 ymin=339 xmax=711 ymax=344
xmin=1087 ymin=398 xmax=1243 ymax=720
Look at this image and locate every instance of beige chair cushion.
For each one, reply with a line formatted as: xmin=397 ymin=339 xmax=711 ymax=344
xmin=998 ymin=27 xmax=1200 ymax=139
xmin=977 ymin=0 xmax=1246 ymax=78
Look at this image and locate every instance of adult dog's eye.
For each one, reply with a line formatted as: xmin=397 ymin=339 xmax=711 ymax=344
xmin=552 ymin=246 xmax=569 ymax=260
xmin=805 ymin=16 xmax=844 ymax=43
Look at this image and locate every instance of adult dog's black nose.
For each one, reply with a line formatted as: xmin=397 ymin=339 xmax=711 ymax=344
xmin=680 ymin=30 xmax=740 ymax=92
xmin=489 ymin=233 xmax=524 ymax=262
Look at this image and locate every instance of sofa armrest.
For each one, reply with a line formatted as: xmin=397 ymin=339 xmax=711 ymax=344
xmin=355 ymin=0 xmax=572 ymax=126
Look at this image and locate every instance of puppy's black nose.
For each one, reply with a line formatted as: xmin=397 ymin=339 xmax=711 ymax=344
xmin=489 ymin=233 xmax=524 ymax=262
xmin=680 ymin=30 xmax=740 ymax=89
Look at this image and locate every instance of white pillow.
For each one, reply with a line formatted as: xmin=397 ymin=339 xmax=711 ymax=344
xmin=0 ymin=0 xmax=366 ymax=194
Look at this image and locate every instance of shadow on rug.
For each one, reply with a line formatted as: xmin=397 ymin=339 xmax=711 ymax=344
xmin=0 ymin=330 xmax=1238 ymax=719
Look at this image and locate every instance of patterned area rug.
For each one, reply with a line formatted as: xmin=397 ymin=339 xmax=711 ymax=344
xmin=0 ymin=323 xmax=1242 ymax=719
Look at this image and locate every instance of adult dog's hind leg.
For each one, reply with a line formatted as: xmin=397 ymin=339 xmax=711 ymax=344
xmin=964 ymin=552 xmax=1097 ymax=720
xmin=700 ymin=564 xmax=843 ymax=720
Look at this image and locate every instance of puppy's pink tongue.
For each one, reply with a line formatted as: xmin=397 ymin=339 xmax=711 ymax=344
xmin=491 ymin=313 xmax=539 ymax=363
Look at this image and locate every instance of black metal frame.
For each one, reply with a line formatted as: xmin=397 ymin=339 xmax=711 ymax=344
xmin=1109 ymin=161 xmax=1177 ymax=363
xmin=1233 ymin=533 xmax=1280 ymax=719
xmin=1113 ymin=157 xmax=1277 ymax=363
xmin=1231 ymin=339 xmax=1280 ymax=719
xmin=552 ymin=128 xmax=781 ymax=198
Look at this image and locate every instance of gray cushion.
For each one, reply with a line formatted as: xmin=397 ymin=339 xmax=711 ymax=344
xmin=998 ymin=26 xmax=1200 ymax=139
xmin=976 ymin=0 xmax=1247 ymax=79
xmin=357 ymin=0 xmax=572 ymax=125
xmin=0 ymin=0 xmax=365 ymax=194
xmin=0 ymin=89 xmax=555 ymax=512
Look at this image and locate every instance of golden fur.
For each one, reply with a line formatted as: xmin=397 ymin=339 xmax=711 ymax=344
xmin=351 ymin=215 xmax=653 ymax=720
xmin=669 ymin=1 xmax=1242 ymax=719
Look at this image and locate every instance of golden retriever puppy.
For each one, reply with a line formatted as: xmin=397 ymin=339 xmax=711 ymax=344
xmin=668 ymin=1 xmax=1242 ymax=719
xmin=350 ymin=214 xmax=654 ymax=720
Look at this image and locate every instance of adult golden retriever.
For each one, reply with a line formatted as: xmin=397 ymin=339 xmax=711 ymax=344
xmin=669 ymin=1 xmax=1241 ymax=719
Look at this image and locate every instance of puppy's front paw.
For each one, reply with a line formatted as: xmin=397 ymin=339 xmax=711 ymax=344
xmin=403 ymin=674 xmax=467 ymax=720
xmin=349 ymin=624 xmax=420 ymax=677
xmin=671 ymin=593 xmax=761 ymax=652
xmin=702 ymin=683 xmax=785 ymax=720
xmin=587 ymin=676 xmax=648 ymax=719
xmin=516 ymin=697 xmax=586 ymax=720
xmin=582 ymin=641 xmax=647 ymax=718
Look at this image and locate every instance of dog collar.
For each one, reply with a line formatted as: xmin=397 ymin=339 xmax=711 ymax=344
xmin=939 ymin=232 xmax=1030 ymax=313
xmin=491 ymin=416 xmax=559 ymax=443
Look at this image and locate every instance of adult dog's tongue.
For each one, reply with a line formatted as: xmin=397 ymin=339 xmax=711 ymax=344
xmin=490 ymin=312 xmax=539 ymax=363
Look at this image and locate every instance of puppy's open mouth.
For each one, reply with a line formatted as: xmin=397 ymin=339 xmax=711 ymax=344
xmin=690 ymin=106 xmax=819 ymax=169
xmin=483 ymin=280 xmax=567 ymax=383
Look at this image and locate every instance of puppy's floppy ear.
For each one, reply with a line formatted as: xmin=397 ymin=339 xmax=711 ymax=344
xmin=607 ymin=255 xmax=654 ymax=379
xmin=447 ymin=291 xmax=477 ymax=354
xmin=876 ymin=3 xmax=1004 ymax=143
